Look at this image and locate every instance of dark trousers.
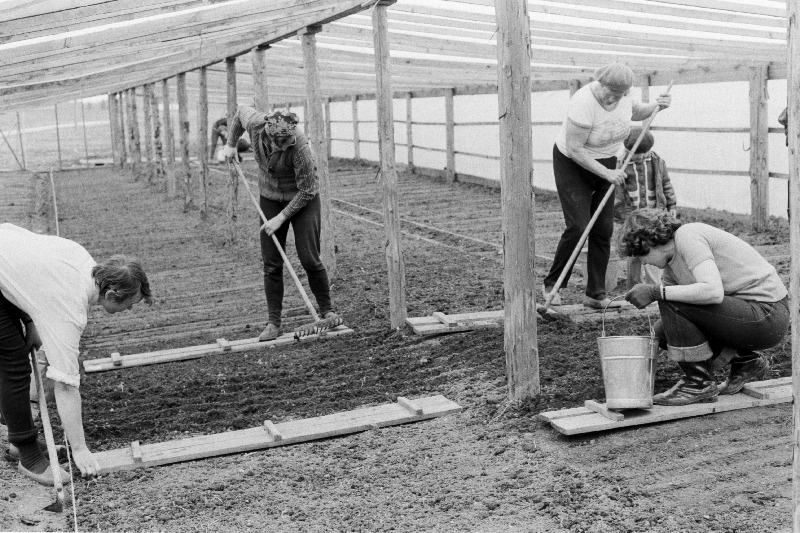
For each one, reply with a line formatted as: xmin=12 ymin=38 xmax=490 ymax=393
xmin=544 ymin=145 xmax=617 ymax=299
xmin=0 ymin=291 xmax=37 ymax=445
xmin=259 ymin=195 xmax=333 ymax=326
xmin=654 ymin=296 xmax=789 ymax=360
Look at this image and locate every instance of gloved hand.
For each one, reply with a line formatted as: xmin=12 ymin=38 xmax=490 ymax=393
xmin=625 ymin=283 xmax=660 ymax=309
xmin=221 ymin=144 xmax=237 ymax=161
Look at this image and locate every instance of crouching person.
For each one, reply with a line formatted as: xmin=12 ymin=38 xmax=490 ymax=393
xmin=619 ymin=209 xmax=788 ymax=406
xmin=0 ymin=223 xmax=151 ymax=485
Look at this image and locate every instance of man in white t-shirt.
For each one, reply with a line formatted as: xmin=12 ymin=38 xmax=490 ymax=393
xmin=0 ymin=223 xmax=151 ymax=485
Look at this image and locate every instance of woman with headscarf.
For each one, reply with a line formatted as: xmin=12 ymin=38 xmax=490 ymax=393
xmin=542 ymin=62 xmax=672 ymax=308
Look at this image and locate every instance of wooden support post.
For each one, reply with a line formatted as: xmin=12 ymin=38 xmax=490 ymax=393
xmin=788 ymin=0 xmax=800 ymax=527
xmin=406 ymin=92 xmax=414 ymax=173
xmin=324 ymin=97 xmax=332 ymax=159
xmin=252 ymin=45 xmax=270 ymax=111
xmin=301 ymin=25 xmax=336 ymax=280
xmin=177 ymin=73 xmax=193 ymax=209
xmin=640 ymin=75 xmax=651 ymax=103
xmin=80 ymin=101 xmax=90 ymax=167
xmin=15 ymin=112 xmax=26 ymax=170
xmin=351 ymin=94 xmax=360 ymax=160
xmin=162 ymin=79 xmax=176 ymax=165
xmin=142 ymin=85 xmax=155 ymax=183
xmin=162 ymin=79 xmax=177 ymax=198
xmin=198 ymin=66 xmax=209 ymax=218
xmin=54 ymin=104 xmax=63 ymax=170
xmin=445 ymin=88 xmax=456 ymax=182
xmin=372 ymin=0 xmax=407 ymax=328
xmin=568 ymin=79 xmax=581 ymax=97
xmin=495 ymin=0 xmax=540 ymax=400
xmin=749 ymin=66 xmax=769 ymax=232
xmin=118 ymin=92 xmax=128 ymax=168
xmin=149 ymin=84 xmax=164 ymax=185
xmin=108 ymin=95 xmax=119 ymax=167
xmin=226 ymin=57 xmax=239 ymax=242
xmin=128 ymin=88 xmax=142 ymax=179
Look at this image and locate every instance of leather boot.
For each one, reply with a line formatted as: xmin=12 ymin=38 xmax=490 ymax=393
xmin=653 ymin=361 xmax=718 ymax=406
xmin=718 ymin=352 xmax=768 ymax=395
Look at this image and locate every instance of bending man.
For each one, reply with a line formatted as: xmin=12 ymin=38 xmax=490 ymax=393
xmin=0 ymin=223 xmax=151 ymax=484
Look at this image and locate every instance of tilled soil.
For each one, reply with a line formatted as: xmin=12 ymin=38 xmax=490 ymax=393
xmin=0 ymin=160 xmax=793 ymax=532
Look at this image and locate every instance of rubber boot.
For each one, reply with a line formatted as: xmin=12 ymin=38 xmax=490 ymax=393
xmin=653 ymin=361 xmax=718 ymax=406
xmin=718 ymin=352 xmax=768 ymax=395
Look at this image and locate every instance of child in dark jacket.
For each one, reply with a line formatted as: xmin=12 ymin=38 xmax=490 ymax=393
xmin=614 ymin=127 xmax=678 ymax=288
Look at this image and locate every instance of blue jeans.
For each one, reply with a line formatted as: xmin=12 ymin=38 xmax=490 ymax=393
xmin=544 ymin=145 xmax=617 ymax=299
xmin=654 ymin=296 xmax=789 ymax=362
xmin=259 ymin=195 xmax=333 ymax=326
xmin=0 ymin=291 xmax=37 ymax=445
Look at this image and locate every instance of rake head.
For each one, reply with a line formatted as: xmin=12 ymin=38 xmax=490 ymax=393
xmin=293 ymin=314 xmax=344 ymax=339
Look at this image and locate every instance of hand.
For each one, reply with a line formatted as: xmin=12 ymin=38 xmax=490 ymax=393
xmin=605 ymin=169 xmax=627 ymax=187
xmin=625 ymin=283 xmax=660 ymax=309
xmin=24 ymin=323 xmax=42 ymax=351
xmin=260 ymin=213 xmax=287 ymax=236
xmin=221 ymin=144 xmax=237 ymax=161
xmin=656 ymin=93 xmax=671 ymax=110
xmin=70 ymin=446 xmax=101 ymax=478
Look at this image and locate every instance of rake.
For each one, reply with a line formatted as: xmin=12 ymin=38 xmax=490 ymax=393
xmin=229 ymin=159 xmax=343 ymax=338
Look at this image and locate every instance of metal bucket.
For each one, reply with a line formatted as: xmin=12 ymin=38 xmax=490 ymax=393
xmin=597 ymin=297 xmax=657 ymax=409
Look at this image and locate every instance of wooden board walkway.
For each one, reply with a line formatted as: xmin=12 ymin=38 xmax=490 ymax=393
xmin=539 ymin=377 xmax=791 ymax=435
xmin=83 ymin=326 xmax=354 ymax=373
xmin=405 ymin=303 xmax=655 ymax=335
xmin=93 ymin=395 xmax=462 ymax=474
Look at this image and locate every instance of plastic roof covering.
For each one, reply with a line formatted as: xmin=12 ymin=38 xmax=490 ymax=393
xmin=0 ymin=0 xmax=788 ymax=109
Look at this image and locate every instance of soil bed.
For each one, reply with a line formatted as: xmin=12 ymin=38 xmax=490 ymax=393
xmin=0 ymin=160 xmax=793 ymax=533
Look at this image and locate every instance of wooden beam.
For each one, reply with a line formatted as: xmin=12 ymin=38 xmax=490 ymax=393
xmin=198 ymin=66 xmax=209 ymax=218
xmin=177 ymin=72 xmax=192 ymax=208
xmin=749 ymin=65 xmax=769 ymax=231
xmin=252 ymin=45 xmax=270 ymax=111
xmin=495 ymin=0 xmax=540 ymax=400
xmin=373 ymin=0 xmax=407 ymax=329
xmin=444 ymin=88 xmax=455 ymax=182
xmin=301 ymin=24 xmax=336 ymax=280
xmin=92 ymin=395 xmax=462 ymax=474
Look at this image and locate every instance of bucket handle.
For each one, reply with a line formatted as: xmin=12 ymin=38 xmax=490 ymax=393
xmin=600 ymin=295 xmax=655 ymax=338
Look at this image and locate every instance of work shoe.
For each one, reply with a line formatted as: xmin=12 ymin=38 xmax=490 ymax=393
xmin=7 ymin=442 xmax=67 ymax=463
xmin=258 ymin=323 xmax=282 ymax=342
xmin=17 ymin=462 xmax=71 ymax=487
xmin=583 ymin=295 xmax=624 ymax=310
xmin=718 ymin=353 xmax=769 ymax=395
xmin=541 ymin=284 xmax=562 ymax=306
xmin=653 ymin=361 xmax=718 ymax=406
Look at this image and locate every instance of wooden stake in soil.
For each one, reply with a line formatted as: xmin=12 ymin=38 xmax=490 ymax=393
xmin=15 ymin=111 xmax=26 ymax=170
xmin=351 ymin=94 xmax=360 ymax=159
xmin=108 ymin=94 xmax=120 ymax=168
xmin=53 ymin=104 xmax=63 ymax=171
xmin=226 ymin=57 xmax=239 ymax=242
xmin=372 ymin=0 xmax=407 ymax=329
xmin=142 ymin=85 xmax=155 ymax=182
xmin=494 ymin=0 xmax=539 ymax=399
xmin=198 ymin=66 xmax=209 ymax=218
xmin=748 ymin=65 xmax=769 ymax=232
xmin=444 ymin=88 xmax=455 ymax=182
xmin=162 ymin=79 xmax=177 ymax=198
xmin=149 ymin=84 xmax=165 ymax=184
xmin=406 ymin=92 xmax=414 ymax=173
xmin=80 ymin=101 xmax=89 ymax=167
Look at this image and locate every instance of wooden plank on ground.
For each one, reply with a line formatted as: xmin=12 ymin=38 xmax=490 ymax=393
xmin=83 ymin=326 xmax=354 ymax=373
xmin=539 ymin=378 xmax=791 ymax=435
xmin=93 ymin=395 xmax=463 ymax=474
xmin=741 ymin=376 xmax=791 ymax=399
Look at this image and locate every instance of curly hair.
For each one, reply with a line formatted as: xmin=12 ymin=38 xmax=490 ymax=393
xmin=92 ymin=255 xmax=152 ymax=305
xmin=618 ymin=208 xmax=682 ymax=257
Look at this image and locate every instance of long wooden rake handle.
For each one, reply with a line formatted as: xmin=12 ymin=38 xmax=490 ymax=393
xmin=541 ymin=81 xmax=674 ymax=313
xmin=229 ymin=160 xmax=320 ymax=322
xmin=30 ymin=347 xmax=65 ymax=511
